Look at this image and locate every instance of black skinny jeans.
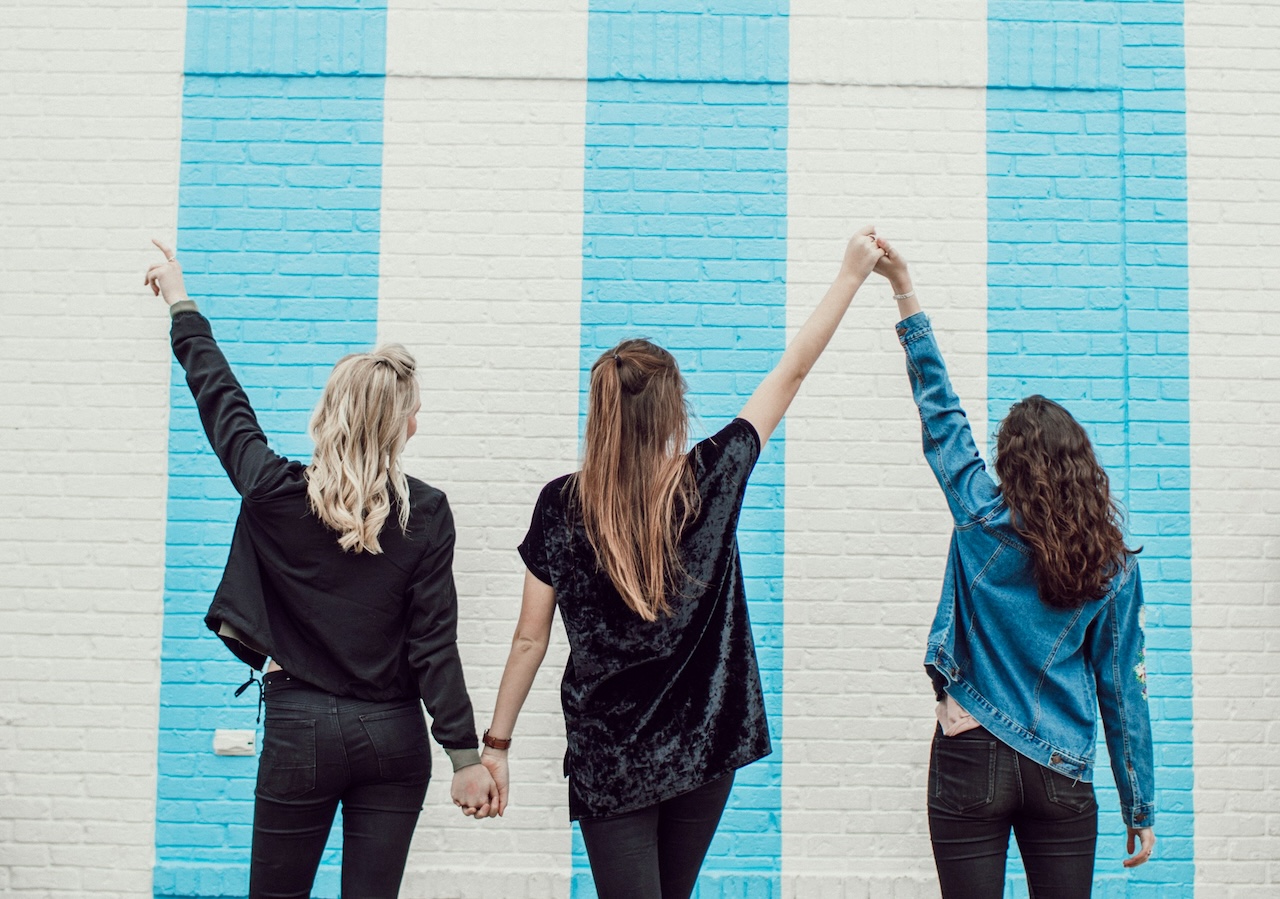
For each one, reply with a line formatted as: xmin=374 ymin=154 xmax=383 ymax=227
xmin=249 ymin=672 xmax=431 ymax=899
xmin=578 ymin=772 xmax=735 ymax=899
xmin=928 ymin=725 xmax=1098 ymax=899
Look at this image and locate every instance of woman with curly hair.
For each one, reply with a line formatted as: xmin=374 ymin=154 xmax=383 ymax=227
xmin=869 ymin=237 xmax=1156 ymax=897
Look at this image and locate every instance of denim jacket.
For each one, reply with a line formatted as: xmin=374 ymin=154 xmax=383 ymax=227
xmin=897 ymin=313 xmax=1155 ymax=829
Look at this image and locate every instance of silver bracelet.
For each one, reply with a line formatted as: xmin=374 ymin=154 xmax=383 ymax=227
xmin=893 ymin=289 xmax=916 ymax=301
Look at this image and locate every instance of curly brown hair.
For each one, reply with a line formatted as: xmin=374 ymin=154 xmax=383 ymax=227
xmin=994 ymin=395 xmax=1137 ymax=609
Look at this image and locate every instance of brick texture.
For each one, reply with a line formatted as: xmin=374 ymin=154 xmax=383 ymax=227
xmin=0 ymin=1 xmax=186 ymax=897
xmin=1185 ymin=1 xmax=1280 ymax=895
xmin=3 ymin=1 xmax=1279 ymax=897
xmin=153 ymin=3 xmax=388 ymax=896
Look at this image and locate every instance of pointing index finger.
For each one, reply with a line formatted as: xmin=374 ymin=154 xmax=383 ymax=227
xmin=151 ymin=237 xmax=175 ymax=260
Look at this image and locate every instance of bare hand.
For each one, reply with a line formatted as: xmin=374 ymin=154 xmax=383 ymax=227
xmin=480 ymin=747 xmax=510 ymax=817
xmin=871 ymin=235 xmax=911 ymax=292
xmin=144 ymin=238 xmax=188 ymax=306
xmin=451 ymin=763 xmax=500 ymax=820
xmin=1123 ymin=827 xmax=1155 ymax=868
xmin=839 ymin=225 xmax=885 ymax=283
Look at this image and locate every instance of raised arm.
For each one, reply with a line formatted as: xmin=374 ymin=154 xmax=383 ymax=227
xmin=871 ymin=238 xmax=1001 ymax=525
xmin=737 ymin=225 xmax=884 ymax=446
xmin=147 ymin=240 xmax=289 ymax=499
xmin=478 ymin=569 xmax=557 ymax=818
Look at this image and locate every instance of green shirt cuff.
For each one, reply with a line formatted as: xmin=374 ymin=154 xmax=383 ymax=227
xmin=444 ymin=747 xmax=482 ymax=772
xmin=169 ymin=299 xmax=199 ymax=318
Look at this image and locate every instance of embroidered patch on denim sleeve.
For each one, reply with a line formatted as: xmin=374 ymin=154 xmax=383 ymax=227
xmin=1134 ymin=606 xmax=1149 ymax=700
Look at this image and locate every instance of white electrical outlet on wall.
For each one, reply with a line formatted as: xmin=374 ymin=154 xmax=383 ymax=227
xmin=212 ymin=729 xmax=256 ymax=757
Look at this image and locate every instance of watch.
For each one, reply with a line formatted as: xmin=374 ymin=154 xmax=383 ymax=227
xmin=482 ymin=728 xmax=512 ymax=750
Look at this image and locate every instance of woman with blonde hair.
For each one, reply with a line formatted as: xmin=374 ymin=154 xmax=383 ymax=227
xmin=144 ymin=239 xmax=497 ymax=898
xmin=472 ymin=227 xmax=886 ymax=898
xmin=867 ymin=236 xmax=1155 ymax=896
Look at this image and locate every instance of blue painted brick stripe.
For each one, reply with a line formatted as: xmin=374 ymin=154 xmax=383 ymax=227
xmin=575 ymin=3 xmax=788 ymax=897
xmin=988 ymin=2 xmax=1192 ymax=896
xmin=155 ymin=3 xmax=387 ymax=897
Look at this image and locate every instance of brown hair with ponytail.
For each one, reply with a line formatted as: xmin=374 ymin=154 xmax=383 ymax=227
xmin=575 ymin=339 xmax=701 ymax=621
xmin=994 ymin=395 xmax=1137 ymax=609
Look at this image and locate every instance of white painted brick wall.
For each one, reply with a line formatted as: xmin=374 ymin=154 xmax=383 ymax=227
xmin=782 ymin=7 xmax=987 ymax=892
xmin=0 ymin=1 xmax=186 ymax=896
xmin=378 ymin=63 xmax=587 ymax=884
xmin=1186 ymin=1 xmax=1280 ymax=895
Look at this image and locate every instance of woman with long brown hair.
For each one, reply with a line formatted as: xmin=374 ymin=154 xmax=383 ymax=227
xmin=470 ymin=227 xmax=886 ymax=898
xmin=144 ymin=240 xmax=497 ymax=898
xmin=868 ymin=237 xmax=1156 ymax=897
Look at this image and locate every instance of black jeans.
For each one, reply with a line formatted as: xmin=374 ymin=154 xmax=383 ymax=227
xmin=578 ymin=772 xmax=735 ymax=899
xmin=249 ymin=672 xmax=431 ymax=899
xmin=928 ymin=726 xmax=1098 ymax=899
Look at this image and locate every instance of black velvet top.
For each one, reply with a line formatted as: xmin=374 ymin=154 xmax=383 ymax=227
xmin=170 ymin=308 xmax=479 ymax=754
xmin=519 ymin=418 xmax=771 ymax=820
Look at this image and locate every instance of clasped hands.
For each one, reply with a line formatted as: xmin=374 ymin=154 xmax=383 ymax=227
xmin=451 ymin=748 xmax=509 ymax=820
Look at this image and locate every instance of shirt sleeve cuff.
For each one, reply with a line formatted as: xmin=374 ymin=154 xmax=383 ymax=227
xmin=444 ymin=747 xmax=482 ymax=772
xmin=1127 ymin=803 xmax=1155 ymax=829
xmin=518 ymin=542 xmax=552 ymax=587
xmin=894 ymin=311 xmax=931 ymax=344
xmin=169 ymin=299 xmax=200 ymax=318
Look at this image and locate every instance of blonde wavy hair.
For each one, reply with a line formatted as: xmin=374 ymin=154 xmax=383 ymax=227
xmin=305 ymin=345 xmax=419 ymax=554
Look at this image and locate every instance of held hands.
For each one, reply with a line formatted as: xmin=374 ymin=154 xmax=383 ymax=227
xmin=870 ymin=235 xmax=911 ymax=292
xmin=480 ymin=747 xmax=510 ymax=818
xmin=144 ymin=238 xmax=189 ymax=306
xmin=867 ymin=233 xmax=920 ymax=318
xmin=451 ymin=763 xmax=500 ymax=820
xmin=838 ymin=224 xmax=886 ymax=284
xmin=1124 ymin=827 xmax=1156 ymax=868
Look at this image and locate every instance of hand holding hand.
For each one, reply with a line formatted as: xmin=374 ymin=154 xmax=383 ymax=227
xmin=838 ymin=225 xmax=885 ymax=284
xmin=480 ymin=747 xmax=510 ymax=817
xmin=1123 ymin=827 xmax=1155 ymax=868
xmin=451 ymin=763 xmax=499 ymax=820
xmin=871 ymin=235 xmax=911 ymax=293
xmin=144 ymin=238 xmax=188 ymax=306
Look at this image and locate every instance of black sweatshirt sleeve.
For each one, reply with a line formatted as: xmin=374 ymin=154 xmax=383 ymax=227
xmin=170 ymin=310 xmax=292 ymax=499
xmin=404 ymin=493 xmax=479 ymax=752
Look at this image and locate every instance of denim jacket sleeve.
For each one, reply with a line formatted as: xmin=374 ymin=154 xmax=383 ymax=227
xmin=897 ymin=313 xmax=1002 ymax=525
xmin=1085 ymin=560 xmax=1156 ymax=828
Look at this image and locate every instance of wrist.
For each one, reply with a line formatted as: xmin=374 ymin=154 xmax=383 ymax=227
xmin=889 ymin=276 xmax=913 ymax=296
xmin=482 ymin=728 xmax=512 ymax=751
xmin=834 ymin=269 xmax=866 ymax=292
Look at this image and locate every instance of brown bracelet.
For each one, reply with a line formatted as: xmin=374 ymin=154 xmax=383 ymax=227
xmin=482 ymin=729 xmax=512 ymax=750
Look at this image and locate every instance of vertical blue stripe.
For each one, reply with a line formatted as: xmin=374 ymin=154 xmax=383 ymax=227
xmin=578 ymin=3 xmax=788 ymax=896
xmin=988 ymin=1 xmax=1192 ymax=895
xmin=155 ymin=3 xmax=387 ymax=896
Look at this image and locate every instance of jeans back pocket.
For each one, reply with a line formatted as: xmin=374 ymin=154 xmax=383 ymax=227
xmin=359 ymin=705 xmax=430 ymax=783
xmin=257 ymin=719 xmax=316 ymax=801
xmin=929 ymin=735 xmax=998 ymax=814
xmin=1039 ymin=765 xmax=1097 ymax=814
